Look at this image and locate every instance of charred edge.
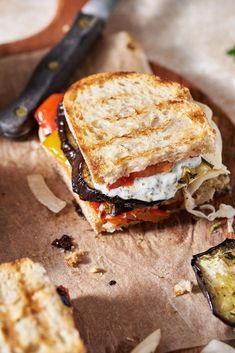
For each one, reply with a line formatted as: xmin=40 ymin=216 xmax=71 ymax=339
xmin=72 ymin=200 xmax=85 ymax=218
xmin=51 ymin=234 xmax=74 ymax=251
xmin=191 ymin=238 xmax=235 ymax=327
xmin=191 ymin=239 xmax=235 ymax=264
xmin=57 ymin=105 xmax=162 ymax=216
xmin=56 ymin=285 xmax=72 ymax=307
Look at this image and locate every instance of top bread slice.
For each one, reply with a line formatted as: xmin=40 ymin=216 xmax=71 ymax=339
xmin=0 ymin=257 xmax=85 ymax=353
xmin=63 ymin=72 xmax=216 ymax=184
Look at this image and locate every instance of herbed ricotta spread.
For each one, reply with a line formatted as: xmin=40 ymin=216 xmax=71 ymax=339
xmin=94 ymin=156 xmax=202 ymax=202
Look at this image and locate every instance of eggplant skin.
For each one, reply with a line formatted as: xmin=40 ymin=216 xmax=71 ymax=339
xmin=191 ymin=238 xmax=235 ymax=327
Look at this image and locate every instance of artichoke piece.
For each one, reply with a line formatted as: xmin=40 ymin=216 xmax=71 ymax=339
xmin=191 ymin=239 xmax=235 ymax=327
xmin=178 ymin=159 xmax=212 ymax=187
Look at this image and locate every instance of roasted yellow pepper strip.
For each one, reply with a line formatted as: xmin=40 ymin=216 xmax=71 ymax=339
xmin=43 ymin=130 xmax=71 ymax=169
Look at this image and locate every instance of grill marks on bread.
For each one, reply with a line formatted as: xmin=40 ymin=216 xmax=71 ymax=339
xmin=64 ymin=72 xmax=215 ymax=184
xmin=0 ymin=258 xmax=85 ymax=353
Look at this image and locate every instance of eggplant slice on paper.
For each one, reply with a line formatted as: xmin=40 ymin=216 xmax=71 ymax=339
xmin=192 ymin=239 xmax=235 ymax=327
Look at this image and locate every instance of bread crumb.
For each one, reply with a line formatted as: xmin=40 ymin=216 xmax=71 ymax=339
xmin=127 ymin=40 xmax=136 ymax=51
xmin=137 ymin=236 xmax=144 ymax=246
xmin=89 ymin=266 xmax=105 ymax=274
xmin=62 ymin=24 xmax=70 ymax=33
xmin=174 ymin=280 xmax=192 ymax=296
xmin=65 ymin=250 xmax=88 ymax=268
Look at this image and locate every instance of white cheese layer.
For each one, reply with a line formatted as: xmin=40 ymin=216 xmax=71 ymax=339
xmin=94 ymin=156 xmax=201 ymax=202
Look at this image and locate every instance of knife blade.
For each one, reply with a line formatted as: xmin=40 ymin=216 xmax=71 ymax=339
xmin=0 ymin=0 xmax=118 ymax=139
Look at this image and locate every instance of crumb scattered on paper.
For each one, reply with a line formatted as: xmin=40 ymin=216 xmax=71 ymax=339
xmin=65 ymin=250 xmax=88 ymax=268
xmin=89 ymin=266 xmax=105 ymax=274
xmin=174 ymin=280 xmax=192 ymax=297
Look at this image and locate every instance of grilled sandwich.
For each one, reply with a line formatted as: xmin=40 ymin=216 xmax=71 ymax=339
xmin=0 ymin=257 xmax=85 ymax=353
xmin=36 ymin=72 xmax=232 ymax=233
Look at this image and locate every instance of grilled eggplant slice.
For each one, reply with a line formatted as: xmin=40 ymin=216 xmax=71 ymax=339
xmin=191 ymin=239 xmax=235 ymax=327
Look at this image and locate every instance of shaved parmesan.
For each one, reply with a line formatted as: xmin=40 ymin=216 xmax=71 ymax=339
xmin=201 ymin=339 xmax=235 ymax=353
xmin=187 ymin=102 xmax=229 ymax=196
xmin=187 ymin=168 xmax=228 ymax=196
xmin=130 ymin=329 xmax=161 ymax=353
xmin=182 ymin=102 xmax=235 ymax=222
xmin=197 ymin=102 xmax=223 ymax=169
xmin=27 ymin=174 xmax=66 ymax=213
xmin=183 ymin=188 xmax=235 ymax=221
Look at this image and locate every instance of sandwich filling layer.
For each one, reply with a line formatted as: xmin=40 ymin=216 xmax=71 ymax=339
xmin=94 ymin=156 xmax=202 ymax=202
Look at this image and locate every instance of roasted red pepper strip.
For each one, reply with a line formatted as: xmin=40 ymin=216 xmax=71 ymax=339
xmin=104 ymin=207 xmax=169 ymax=226
xmin=35 ymin=93 xmax=64 ymax=134
xmin=107 ymin=176 xmax=135 ymax=190
xmin=107 ymin=161 xmax=173 ymax=190
xmin=90 ymin=202 xmax=169 ymax=226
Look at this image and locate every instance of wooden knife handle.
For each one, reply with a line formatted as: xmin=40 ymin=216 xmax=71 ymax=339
xmin=0 ymin=11 xmax=104 ymax=138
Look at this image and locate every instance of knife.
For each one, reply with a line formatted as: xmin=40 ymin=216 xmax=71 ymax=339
xmin=0 ymin=0 xmax=118 ymax=139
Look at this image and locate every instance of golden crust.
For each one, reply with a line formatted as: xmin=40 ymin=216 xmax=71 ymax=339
xmin=0 ymin=257 xmax=85 ymax=353
xmin=63 ymin=72 xmax=216 ymax=184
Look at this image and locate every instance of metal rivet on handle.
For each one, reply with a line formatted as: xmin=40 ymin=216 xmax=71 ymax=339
xmin=15 ymin=106 xmax=28 ymax=118
xmin=47 ymin=60 xmax=60 ymax=70
xmin=77 ymin=18 xmax=90 ymax=29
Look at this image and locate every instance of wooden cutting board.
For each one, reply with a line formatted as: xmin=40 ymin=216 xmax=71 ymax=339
xmin=150 ymin=62 xmax=235 ymax=353
xmin=149 ymin=63 xmax=235 ymax=353
xmin=1 ymin=2 xmax=235 ymax=353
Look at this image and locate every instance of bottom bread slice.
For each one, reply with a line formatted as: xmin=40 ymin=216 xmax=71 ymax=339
xmin=0 ymin=257 xmax=85 ymax=353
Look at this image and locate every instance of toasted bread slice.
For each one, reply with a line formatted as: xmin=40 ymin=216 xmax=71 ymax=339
xmin=0 ymin=257 xmax=85 ymax=353
xmin=63 ymin=72 xmax=216 ymax=184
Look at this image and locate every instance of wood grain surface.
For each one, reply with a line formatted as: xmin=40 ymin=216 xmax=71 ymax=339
xmin=0 ymin=3 xmax=235 ymax=352
xmin=150 ymin=63 xmax=235 ymax=352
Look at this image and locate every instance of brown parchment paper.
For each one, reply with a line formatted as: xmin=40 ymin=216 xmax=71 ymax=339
xmin=0 ymin=32 xmax=235 ymax=353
